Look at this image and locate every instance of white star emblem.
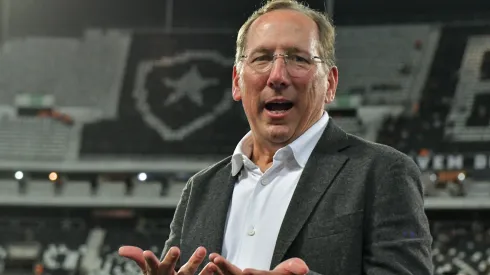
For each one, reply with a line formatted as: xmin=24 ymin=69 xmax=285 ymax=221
xmin=133 ymin=51 xmax=234 ymax=141
xmin=162 ymin=65 xmax=219 ymax=107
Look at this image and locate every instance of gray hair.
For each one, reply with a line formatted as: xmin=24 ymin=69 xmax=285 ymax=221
xmin=235 ymin=0 xmax=336 ymax=70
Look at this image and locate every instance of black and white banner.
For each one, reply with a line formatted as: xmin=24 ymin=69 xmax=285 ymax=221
xmin=412 ymin=153 xmax=490 ymax=171
xmin=81 ymin=32 xmax=249 ymax=158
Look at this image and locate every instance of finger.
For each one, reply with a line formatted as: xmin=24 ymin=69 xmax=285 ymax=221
xmin=143 ymin=250 xmax=160 ymax=275
xmin=208 ymin=253 xmax=220 ymax=263
xmin=119 ymin=246 xmax=146 ymax=270
xmin=273 ymin=258 xmax=309 ymax=275
xmin=213 ymin=264 xmax=225 ymax=275
xmin=179 ymin=246 xmax=207 ymax=275
xmin=198 ymin=262 xmax=218 ymax=275
xmin=284 ymin=259 xmax=308 ymax=275
xmin=212 ymin=255 xmax=242 ymax=275
xmin=242 ymin=268 xmax=268 ymax=275
xmin=158 ymin=247 xmax=181 ymax=275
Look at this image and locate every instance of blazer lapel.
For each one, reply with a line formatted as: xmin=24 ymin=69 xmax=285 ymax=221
xmin=270 ymin=121 xmax=351 ymax=268
xmin=182 ymin=162 xmax=236 ymax=263
xmin=206 ymin=168 xmax=236 ymax=255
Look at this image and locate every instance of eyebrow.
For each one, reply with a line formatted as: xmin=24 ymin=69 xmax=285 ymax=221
xmin=248 ymin=46 xmax=310 ymax=55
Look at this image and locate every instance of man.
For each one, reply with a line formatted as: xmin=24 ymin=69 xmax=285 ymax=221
xmin=120 ymin=0 xmax=434 ymax=274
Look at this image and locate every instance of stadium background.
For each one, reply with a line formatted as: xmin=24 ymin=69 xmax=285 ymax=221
xmin=0 ymin=0 xmax=490 ymax=274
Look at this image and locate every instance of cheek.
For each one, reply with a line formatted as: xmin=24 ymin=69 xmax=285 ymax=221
xmin=294 ymin=78 xmax=316 ymax=99
xmin=243 ymin=72 xmax=268 ymax=90
xmin=241 ymin=73 xmax=268 ymax=105
xmin=295 ymin=78 xmax=325 ymax=109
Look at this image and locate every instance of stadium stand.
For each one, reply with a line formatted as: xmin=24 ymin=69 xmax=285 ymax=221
xmin=0 ymin=30 xmax=130 ymax=111
xmin=95 ymin=219 xmax=171 ymax=275
xmin=0 ymin=207 xmax=175 ymax=275
xmin=0 ymin=206 xmax=488 ymax=275
xmin=446 ymin=35 xmax=490 ymax=142
xmin=377 ymin=25 xmax=490 ymax=155
xmin=431 ymin=220 xmax=490 ymax=275
xmin=336 ymin=24 xmax=438 ymax=105
xmin=0 ymin=213 xmax=88 ymax=275
xmin=0 ymin=117 xmax=73 ymax=161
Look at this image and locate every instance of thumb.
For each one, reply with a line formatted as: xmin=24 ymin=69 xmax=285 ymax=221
xmin=274 ymin=258 xmax=309 ymax=275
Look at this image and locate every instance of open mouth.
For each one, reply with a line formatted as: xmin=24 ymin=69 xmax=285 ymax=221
xmin=264 ymin=102 xmax=294 ymax=113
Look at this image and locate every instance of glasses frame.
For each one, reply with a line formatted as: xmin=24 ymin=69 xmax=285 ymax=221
xmin=239 ymin=53 xmax=325 ymax=77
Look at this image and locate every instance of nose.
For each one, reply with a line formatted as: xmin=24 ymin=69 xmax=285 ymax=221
xmin=267 ymin=57 xmax=291 ymax=91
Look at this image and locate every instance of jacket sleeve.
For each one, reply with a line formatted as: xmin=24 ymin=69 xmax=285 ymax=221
xmin=160 ymin=177 xmax=193 ymax=269
xmin=363 ymin=155 xmax=434 ymax=275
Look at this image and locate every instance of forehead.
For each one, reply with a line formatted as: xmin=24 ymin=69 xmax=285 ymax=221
xmin=246 ymin=9 xmax=319 ymax=53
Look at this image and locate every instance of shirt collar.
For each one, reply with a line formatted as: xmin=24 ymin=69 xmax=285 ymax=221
xmin=231 ymin=131 xmax=254 ymax=176
xmin=231 ymin=111 xmax=330 ymax=176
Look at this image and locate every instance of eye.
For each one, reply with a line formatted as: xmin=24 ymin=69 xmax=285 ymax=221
xmin=290 ymin=55 xmax=310 ymax=63
xmin=252 ymin=54 xmax=272 ymax=63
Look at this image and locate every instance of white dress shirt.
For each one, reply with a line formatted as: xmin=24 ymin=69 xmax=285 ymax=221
xmin=221 ymin=112 xmax=330 ymax=270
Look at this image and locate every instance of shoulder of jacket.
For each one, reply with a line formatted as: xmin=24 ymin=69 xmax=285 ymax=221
xmin=347 ymin=134 xmax=417 ymax=170
xmin=188 ymin=155 xmax=233 ymax=183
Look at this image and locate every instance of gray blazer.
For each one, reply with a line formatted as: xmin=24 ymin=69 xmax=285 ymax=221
xmin=161 ymin=120 xmax=434 ymax=275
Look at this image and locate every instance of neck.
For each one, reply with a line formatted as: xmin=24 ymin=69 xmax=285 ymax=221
xmin=250 ymin=110 xmax=325 ymax=172
xmin=250 ymin=137 xmax=283 ymax=173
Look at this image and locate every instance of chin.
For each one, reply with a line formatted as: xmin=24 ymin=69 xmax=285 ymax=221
xmin=266 ymin=125 xmax=293 ymax=144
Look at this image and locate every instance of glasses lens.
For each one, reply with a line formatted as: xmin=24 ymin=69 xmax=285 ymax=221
xmin=286 ymin=62 xmax=312 ymax=77
xmin=252 ymin=62 xmax=271 ymax=73
xmin=246 ymin=55 xmax=313 ymax=77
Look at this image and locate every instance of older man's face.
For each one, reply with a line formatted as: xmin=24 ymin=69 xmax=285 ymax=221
xmin=233 ymin=9 xmax=337 ymax=147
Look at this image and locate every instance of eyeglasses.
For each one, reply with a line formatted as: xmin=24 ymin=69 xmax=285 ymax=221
xmin=240 ymin=53 xmax=325 ymax=77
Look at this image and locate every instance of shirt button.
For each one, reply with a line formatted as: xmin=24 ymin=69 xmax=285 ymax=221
xmin=247 ymin=227 xmax=256 ymax=236
xmin=260 ymin=179 xmax=268 ymax=185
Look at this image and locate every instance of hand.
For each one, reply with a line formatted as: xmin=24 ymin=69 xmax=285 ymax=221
xmin=209 ymin=253 xmax=243 ymax=275
xmin=244 ymin=258 xmax=309 ymax=275
xmin=209 ymin=253 xmax=308 ymax=275
xmin=119 ymin=245 xmax=218 ymax=275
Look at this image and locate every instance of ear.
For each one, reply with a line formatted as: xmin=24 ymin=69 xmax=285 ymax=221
xmin=325 ymin=66 xmax=338 ymax=104
xmin=232 ymin=66 xmax=242 ymax=101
